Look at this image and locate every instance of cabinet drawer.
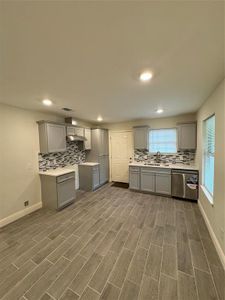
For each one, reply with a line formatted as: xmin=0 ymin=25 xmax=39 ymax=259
xmin=129 ymin=166 xmax=140 ymax=172
xmin=57 ymin=172 xmax=75 ymax=183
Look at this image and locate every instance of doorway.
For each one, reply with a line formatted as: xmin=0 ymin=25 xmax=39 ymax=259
xmin=109 ymin=131 xmax=133 ymax=183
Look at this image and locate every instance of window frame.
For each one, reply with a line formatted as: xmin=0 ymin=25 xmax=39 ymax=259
xmin=202 ymin=114 xmax=215 ymax=204
xmin=148 ymin=128 xmax=178 ymax=154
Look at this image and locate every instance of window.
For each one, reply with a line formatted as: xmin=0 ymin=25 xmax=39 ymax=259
xmin=149 ymin=128 xmax=177 ymax=153
xmin=203 ymin=115 xmax=215 ymax=199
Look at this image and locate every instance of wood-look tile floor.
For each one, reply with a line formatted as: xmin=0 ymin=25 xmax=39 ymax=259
xmin=0 ymin=184 xmax=224 ymax=300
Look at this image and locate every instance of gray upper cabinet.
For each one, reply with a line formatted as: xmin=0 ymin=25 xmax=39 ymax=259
xmin=66 ymin=126 xmax=84 ymax=137
xmin=38 ymin=121 xmax=66 ymax=154
xmin=87 ymin=129 xmax=109 ymax=159
xmin=133 ymin=126 xmax=149 ymax=150
xmin=177 ymin=123 xmax=197 ymax=150
xmin=84 ymin=128 xmax=91 ymax=150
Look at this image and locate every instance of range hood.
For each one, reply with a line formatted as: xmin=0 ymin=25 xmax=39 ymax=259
xmin=67 ymin=135 xmax=86 ymax=142
xmin=65 ymin=117 xmax=87 ymax=142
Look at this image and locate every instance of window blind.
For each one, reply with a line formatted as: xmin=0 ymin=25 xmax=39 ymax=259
xmin=149 ymin=129 xmax=177 ymax=153
xmin=203 ymin=115 xmax=215 ymax=197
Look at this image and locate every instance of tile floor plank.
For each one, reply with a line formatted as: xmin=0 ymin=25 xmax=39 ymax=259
xmin=47 ymin=255 xmax=86 ymax=299
xmin=159 ymin=274 xmax=178 ymax=300
xmin=139 ymin=275 xmax=158 ymax=300
xmin=178 ymin=271 xmax=198 ymax=300
xmin=145 ymin=244 xmax=162 ymax=281
xmin=100 ymin=283 xmax=120 ymax=300
xmin=195 ymin=268 xmax=218 ymax=300
xmin=119 ymin=280 xmax=139 ymax=300
xmin=161 ymin=244 xmax=177 ymax=279
xmin=89 ymin=251 xmax=118 ymax=293
xmin=69 ymin=252 xmax=103 ymax=296
xmin=127 ymin=247 xmax=148 ymax=286
xmin=109 ymin=248 xmax=134 ymax=288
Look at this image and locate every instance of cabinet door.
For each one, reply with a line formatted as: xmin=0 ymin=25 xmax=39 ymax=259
xmin=133 ymin=127 xmax=149 ymax=150
xmin=129 ymin=171 xmax=140 ymax=190
xmin=178 ymin=123 xmax=196 ymax=150
xmin=93 ymin=166 xmax=100 ymax=189
xmin=47 ymin=123 xmax=66 ymax=153
xmin=84 ymin=128 xmax=91 ymax=150
xmin=99 ymin=155 xmax=109 ymax=185
xmin=57 ymin=179 xmax=75 ymax=209
xmin=100 ymin=130 xmax=109 ymax=156
xmin=155 ymin=173 xmax=171 ymax=195
xmin=66 ymin=126 xmax=75 ymax=135
xmin=74 ymin=127 xmax=84 ymax=137
xmin=141 ymin=171 xmax=155 ymax=192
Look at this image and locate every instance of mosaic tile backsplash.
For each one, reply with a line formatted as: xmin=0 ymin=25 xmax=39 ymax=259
xmin=39 ymin=141 xmax=86 ymax=171
xmin=134 ymin=149 xmax=196 ymax=165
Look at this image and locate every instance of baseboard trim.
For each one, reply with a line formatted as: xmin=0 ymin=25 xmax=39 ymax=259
xmin=198 ymin=201 xmax=225 ymax=270
xmin=0 ymin=202 xmax=42 ymax=228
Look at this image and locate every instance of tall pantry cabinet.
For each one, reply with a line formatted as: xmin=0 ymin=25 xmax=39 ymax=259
xmin=86 ymin=129 xmax=109 ymax=185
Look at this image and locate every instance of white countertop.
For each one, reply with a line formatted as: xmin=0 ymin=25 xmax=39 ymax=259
xmin=79 ymin=162 xmax=100 ymax=166
xmin=39 ymin=168 xmax=75 ymax=177
xmin=129 ymin=162 xmax=198 ymax=171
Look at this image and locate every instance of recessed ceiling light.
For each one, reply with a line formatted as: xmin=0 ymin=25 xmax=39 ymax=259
xmin=156 ymin=108 xmax=164 ymax=114
xmin=42 ymin=99 xmax=52 ymax=106
xmin=139 ymin=71 xmax=153 ymax=82
xmin=97 ymin=116 xmax=103 ymax=122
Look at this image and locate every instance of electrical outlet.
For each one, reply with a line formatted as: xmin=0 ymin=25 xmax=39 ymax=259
xmin=24 ymin=201 xmax=29 ymax=207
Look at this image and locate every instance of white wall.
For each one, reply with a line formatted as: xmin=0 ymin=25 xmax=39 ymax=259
xmin=197 ymin=79 xmax=225 ymax=256
xmin=0 ymin=103 xmax=92 ymax=226
xmin=101 ymin=113 xmax=196 ymax=131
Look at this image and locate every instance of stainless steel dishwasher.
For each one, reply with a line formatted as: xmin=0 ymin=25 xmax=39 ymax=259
xmin=171 ymin=169 xmax=198 ymax=201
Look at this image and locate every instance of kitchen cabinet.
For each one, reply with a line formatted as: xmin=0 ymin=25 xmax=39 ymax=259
xmin=140 ymin=168 xmax=155 ymax=192
xmin=133 ymin=126 xmax=149 ymax=150
xmin=99 ymin=155 xmax=109 ymax=185
xmin=38 ymin=121 xmax=66 ymax=154
xmin=86 ymin=129 xmax=109 ymax=186
xmin=79 ymin=163 xmax=100 ymax=191
xmin=84 ymin=128 xmax=91 ymax=150
xmin=155 ymin=172 xmax=171 ymax=195
xmin=66 ymin=126 xmax=84 ymax=137
xmin=88 ymin=128 xmax=108 ymax=156
xmin=177 ymin=122 xmax=197 ymax=150
xmin=40 ymin=171 xmax=76 ymax=210
xmin=129 ymin=166 xmax=140 ymax=190
xmin=129 ymin=166 xmax=172 ymax=196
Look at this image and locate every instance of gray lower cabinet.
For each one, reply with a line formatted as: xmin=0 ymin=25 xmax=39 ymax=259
xmin=99 ymin=155 xmax=109 ymax=185
xmin=79 ymin=164 xmax=100 ymax=191
xmin=140 ymin=169 xmax=155 ymax=192
xmin=155 ymin=172 xmax=171 ymax=195
xmin=129 ymin=166 xmax=172 ymax=196
xmin=40 ymin=172 xmax=76 ymax=210
xmin=129 ymin=167 xmax=140 ymax=190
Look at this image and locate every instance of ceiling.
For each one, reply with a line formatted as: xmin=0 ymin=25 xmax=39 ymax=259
xmin=0 ymin=1 xmax=224 ymax=123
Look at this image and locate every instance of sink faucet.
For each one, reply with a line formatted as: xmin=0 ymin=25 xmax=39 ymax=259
xmin=156 ymin=151 xmax=161 ymax=163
